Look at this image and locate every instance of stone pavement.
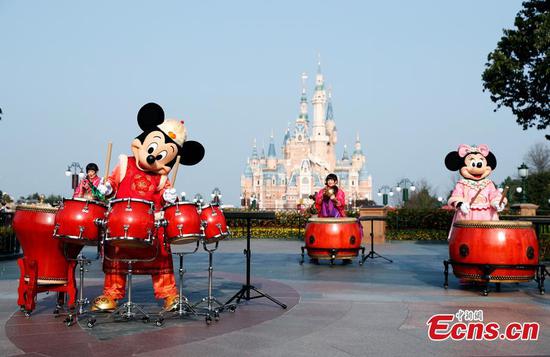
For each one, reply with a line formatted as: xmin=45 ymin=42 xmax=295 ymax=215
xmin=0 ymin=239 xmax=548 ymax=356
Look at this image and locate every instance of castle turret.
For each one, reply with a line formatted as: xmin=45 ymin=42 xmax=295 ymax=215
xmin=310 ymin=58 xmax=329 ymax=163
xmin=352 ymin=133 xmax=365 ymax=171
xmin=325 ymin=88 xmax=337 ymax=170
xmin=267 ymin=132 xmax=277 ymax=170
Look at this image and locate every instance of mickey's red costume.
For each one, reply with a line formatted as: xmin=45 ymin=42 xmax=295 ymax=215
xmin=92 ymin=103 xmax=204 ymax=311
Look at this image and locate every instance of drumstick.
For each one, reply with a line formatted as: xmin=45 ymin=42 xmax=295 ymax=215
xmin=469 ymin=188 xmax=483 ymax=205
xmin=498 ymin=186 xmax=509 ymax=206
xmin=104 ymin=141 xmax=113 ymax=180
xmin=171 ymin=155 xmax=181 ymax=186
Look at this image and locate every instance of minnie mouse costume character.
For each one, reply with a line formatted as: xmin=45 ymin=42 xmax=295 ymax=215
xmin=92 ymin=103 xmax=204 ymax=312
xmin=445 ymin=144 xmax=506 ymax=226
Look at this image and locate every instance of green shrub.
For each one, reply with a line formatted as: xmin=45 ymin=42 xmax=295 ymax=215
xmin=386 ymin=229 xmax=448 ymax=241
xmin=386 ymin=209 xmax=454 ymax=230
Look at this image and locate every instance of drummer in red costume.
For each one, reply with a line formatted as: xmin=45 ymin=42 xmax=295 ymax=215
xmin=92 ymin=103 xmax=205 ymax=312
xmin=315 ymin=173 xmax=346 ymax=218
xmin=73 ymin=163 xmax=101 ymax=199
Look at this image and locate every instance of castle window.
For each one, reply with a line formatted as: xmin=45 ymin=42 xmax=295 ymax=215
xmin=352 ymin=180 xmax=355 ymax=186
xmin=272 ymin=178 xmax=276 ymax=185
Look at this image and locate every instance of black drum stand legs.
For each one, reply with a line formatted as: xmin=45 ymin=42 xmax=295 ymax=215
xmin=192 ymin=241 xmax=236 ymax=325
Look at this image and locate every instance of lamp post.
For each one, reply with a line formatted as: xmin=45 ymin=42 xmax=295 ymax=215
xmin=518 ymin=163 xmax=529 ymax=203
xmin=395 ymin=178 xmax=416 ymax=204
xmin=211 ymin=187 xmax=222 ymax=205
xmin=250 ymin=193 xmax=258 ymax=210
xmin=377 ymin=185 xmax=394 ymax=206
xmin=65 ymin=162 xmax=85 ymax=190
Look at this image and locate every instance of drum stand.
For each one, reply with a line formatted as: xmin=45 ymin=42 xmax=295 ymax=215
xmin=155 ymin=240 xmax=205 ymax=326
xmin=64 ymin=254 xmax=93 ymax=326
xmin=107 ymin=261 xmax=151 ymax=323
xmin=443 ymin=259 xmax=546 ymax=296
xmin=360 ymin=217 xmax=392 ymax=264
xmin=87 ymin=244 xmax=160 ymax=328
xmin=225 ymin=216 xmax=286 ymax=309
xmin=192 ymin=240 xmax=236 ymax=325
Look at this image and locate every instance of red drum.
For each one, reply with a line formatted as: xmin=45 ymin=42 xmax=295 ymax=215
xmin=449 ymin=220 xmax=539 ymax=282
xmin=12 ymin=205 xmax=69 ymax=284
xmin=200 ymin=205 xmax=229 ymax=243
xmin=163 ymin=202 xmax=203 ymax=244
xmin=105 ymin=198 xmax=155 ymax=248
xmin=304 ymin=217 xmax=362 ymax=260
xmin=53 ymin=198 xmax=107 ymax=246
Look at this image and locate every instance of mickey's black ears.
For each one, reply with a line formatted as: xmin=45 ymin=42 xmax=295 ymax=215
xmin=180 ymin=141 xmax=205 ymax=166
xmin=137 ymin=103 xmax=165 ymax=131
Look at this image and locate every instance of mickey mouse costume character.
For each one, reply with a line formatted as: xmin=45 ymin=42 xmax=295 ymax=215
xmin=445 ymin=144 xmax=506 ymax=227
xmin=91 ymin=103 xmax=204 ymax=312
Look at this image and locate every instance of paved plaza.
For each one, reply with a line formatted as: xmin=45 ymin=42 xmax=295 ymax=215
xmin=0 ymin=239 xmax=548 ymax=356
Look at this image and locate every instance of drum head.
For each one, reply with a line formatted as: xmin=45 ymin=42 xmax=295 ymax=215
xmin=453 ymin=220 xmax=532 ymax=229
xmin=307 ymin=217 xmax=357 ymax=224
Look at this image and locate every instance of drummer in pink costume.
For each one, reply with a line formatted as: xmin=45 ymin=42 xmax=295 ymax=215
xmin=73 ymin=163 xmax=101 ymax=199
xmin=444 ymin=144 xmax=506 ymax=224
xmin=315 ymin=173 xmax=346 ymax=218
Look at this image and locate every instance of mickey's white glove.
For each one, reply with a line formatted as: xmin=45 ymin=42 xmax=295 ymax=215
xmin=163 ymin=188 xmax=178 ymax=204
xmin=97 ymin=179 xmax=113 ymax=196
xmin=459 ymin=201 xmax=470 ymax=214
xmin=492 ymin=201 xmax=506 ymax=212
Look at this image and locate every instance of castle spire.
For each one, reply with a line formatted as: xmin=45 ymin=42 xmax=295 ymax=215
xmin=251 ymin=139 xmax=258 ymax=160
xmin=299 ymin=72 xmax=308 ymax=121
xmin=326 ymin=86 xmax=334 ymax=121
xmin=353 ymin=133 xmax=363 ymax=155
xmin=268 ymin=132 xmax=276 ymax=158
xmin=342 ymin=144 xmax=350 ymax=161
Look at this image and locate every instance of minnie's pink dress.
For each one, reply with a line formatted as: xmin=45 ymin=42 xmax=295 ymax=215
xmin=447 ymin=178 xmax=503 ymax=221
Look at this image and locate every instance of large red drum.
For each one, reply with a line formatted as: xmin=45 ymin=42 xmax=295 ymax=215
xmin=304 ymin=217 xmax=362 ymax=260
xmin=12 ymin=205 xmax=69 ymax=284
xmin=53 ymin=198 xmax=106 ymax=246
xmin=105 ymin=198 xmax=155 ymax=248
xmin=200 ymin=205 xmax=229 ymax=243
xmin=449 ymin=220 xmax=539 ymax=282
xmin=163 ymin=202 xmax=203 ymax=244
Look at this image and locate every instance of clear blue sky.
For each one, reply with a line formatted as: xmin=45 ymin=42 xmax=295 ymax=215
xmin=0 ymin=0 xmax=544 ymax=205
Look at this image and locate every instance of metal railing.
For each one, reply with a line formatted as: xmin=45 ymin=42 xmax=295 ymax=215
xmin=0 ymin=211 xmax=20 ymax=257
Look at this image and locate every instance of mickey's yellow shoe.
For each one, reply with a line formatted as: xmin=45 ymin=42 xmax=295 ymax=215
xmin=163 ymin=295 xmax=179 ymax=312
xmin=90 ymin=295 xmax=117 ymax=312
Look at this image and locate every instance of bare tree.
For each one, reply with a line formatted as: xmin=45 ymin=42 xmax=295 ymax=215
xmin=524 ymin=142 xmax=550 ymax=173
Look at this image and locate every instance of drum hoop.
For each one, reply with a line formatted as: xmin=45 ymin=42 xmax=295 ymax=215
xmin=204 ymin=231 xmax=230 ymax=240
xmin=307 ymin=217 xmax=358 ymax=223
xmin=24 ymin=276 xmax=68 ymax=285
xmin=53 ymin=234 xmax=98 ymax=244
xmin=15 ymin=205 xmax=58 ymax=214
xmin=166 ymin=233 xmax=204 ymax=239
xmin=453 ymin=220 xmax=532 ymax=229
xmin=62 ymin=197 xmax=107 ymax=208
xmin=104 ymin=236 xmax=155 ymax=245
xmin=109 ymin=198 xmax=155 ymax=207
xmin=163 ymin=201 xmax=199 ymax=210
xmin=201 ymin=204 xmax=221 ymax=211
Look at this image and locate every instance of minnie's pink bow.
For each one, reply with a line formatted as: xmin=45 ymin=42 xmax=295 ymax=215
xmin=458 ymin=144 xmax=490 ymax=158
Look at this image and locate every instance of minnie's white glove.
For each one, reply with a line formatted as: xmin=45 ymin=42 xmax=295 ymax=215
xmin=97 ymin=178 xmax=112 ymax=196
xmin=492 ymin=201 xmax=506 ymax=212
xmin=459 ymin=201 xmax=470 ymax=214
xmin=163 ymin=188 xmax=178 ymax=204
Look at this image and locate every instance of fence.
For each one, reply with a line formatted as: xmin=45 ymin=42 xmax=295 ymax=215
xmin=0 ymin=211 xmax=20 ymax=257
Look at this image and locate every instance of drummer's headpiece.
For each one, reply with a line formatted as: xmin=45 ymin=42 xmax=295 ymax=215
xmin=131 ymin=102 xmax=205 ymax=176
xmin=445 ymin=144 xmax=497 ymax=181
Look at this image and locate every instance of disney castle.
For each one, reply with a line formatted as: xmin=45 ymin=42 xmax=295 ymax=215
xmin=240 ymin=62 xmax=373 ymax=210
